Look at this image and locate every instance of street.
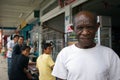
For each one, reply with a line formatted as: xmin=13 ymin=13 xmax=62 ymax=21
xmin=0 ymin=54 xmax=8 ymax=80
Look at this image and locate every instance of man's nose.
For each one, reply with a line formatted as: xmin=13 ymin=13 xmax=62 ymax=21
xmin=81 ymin=28 xmax=90 ymax=35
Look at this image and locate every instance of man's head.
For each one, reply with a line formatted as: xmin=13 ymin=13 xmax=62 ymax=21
xmin=21 ymin=45 xmax=31 ymax=56
xmin=13 ymin=35 xmax=19 ymax=43
xmin=42 ymin=43 xmax=52 ymax=54
xmin=18 ymin=36 xmax=24 ymax=45
xmin=74 ymin=11 xmax=99 ymax=48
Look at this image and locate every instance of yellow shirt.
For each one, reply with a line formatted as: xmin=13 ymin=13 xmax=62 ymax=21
xmin=36 ymin=54 xmax=55 ymax=80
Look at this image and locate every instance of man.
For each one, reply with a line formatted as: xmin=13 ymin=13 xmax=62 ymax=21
xmin=10 ymin=36 xmax=25 ymax=80
xmin=36 ymin=43 xmax=55 ymax=80
xmin=52 ymin=11 xmax=120 ymax=80
xmin=10 ymin=45 xmax=32 ymax=80
xmin=12 ymin=36 xmax=24 ymax=58
xmin=6 ymin=35 xmax=19 ymax=79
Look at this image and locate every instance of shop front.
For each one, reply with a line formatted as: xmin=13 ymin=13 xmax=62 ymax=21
xmin=20 ymin=24 xmax=33 ymax=40
xmin=29 ymin=24 xmax=40 ymax=60
xmin=42 ymin=13 xmax=65 ymax=61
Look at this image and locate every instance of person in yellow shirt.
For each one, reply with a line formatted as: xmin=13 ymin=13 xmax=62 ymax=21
xmin=36 ymin=43 xmax=55 ymax=80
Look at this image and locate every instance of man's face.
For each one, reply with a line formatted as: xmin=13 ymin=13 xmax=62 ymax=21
xmin=18 ymin=37 xmax=24 ymax=45
xmin=74 ymin=14 xmax=98 ymax=47
xmin=44 ymin=46 xmax=52 ymax=54
xmin=14 ymin=36 xmax=19 ymax=43
xmin=22 ymin=48 xmax=30 ymax=56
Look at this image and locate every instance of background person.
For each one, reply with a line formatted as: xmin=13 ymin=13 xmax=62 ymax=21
xmin=10 ymin=45 xmax=32 ymax=80
xmin=52 ymin=11 xmax=120 ymax=80
xmin=12 ymin=36 xmax=24 ymax=58
xmin=6 ymin=35 xmax=19 ymax=79
xmin=36 ymin=43 xmax=55 ymax=80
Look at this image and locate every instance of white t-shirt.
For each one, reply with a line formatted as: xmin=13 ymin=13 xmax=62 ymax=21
xmin=52 ymin=44 xmax=120 ymax=80
xmin=6 ymin=40 xmax=16 ymax=58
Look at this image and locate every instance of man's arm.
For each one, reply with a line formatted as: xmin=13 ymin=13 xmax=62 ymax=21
xmin=7 ymin=42 xmax=13 ymax=51
xmin=109 ymin=51 xmax=120 ymax=80
xmin=56 ymin=77 xmax=65 ymax=80
xmin=51 ymin=65 xmax=54 ymax=70
xmin=24 ymin=68 xmax=32 ymax=79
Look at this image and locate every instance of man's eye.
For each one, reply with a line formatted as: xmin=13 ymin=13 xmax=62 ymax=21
xmin=87 ymin=26 xmax=96 ymax=30
xmin=77 ymin=26 xmax=83 ymax=30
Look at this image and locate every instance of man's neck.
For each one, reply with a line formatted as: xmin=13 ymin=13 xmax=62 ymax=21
xmin=75 ymin=42 xmax=96 ymax=49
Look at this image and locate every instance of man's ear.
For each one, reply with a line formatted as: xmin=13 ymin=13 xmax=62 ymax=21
xmin=70 ymin=25 xmax=74 ymax=31
xmin=97 ymin=22 xmax=100 ymax=28
xmin=95 ymin=22 xmax=100 ymax=31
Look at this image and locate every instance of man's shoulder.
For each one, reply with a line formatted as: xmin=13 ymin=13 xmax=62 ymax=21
xmin=58 ymin=44 xmax=75 ymax=55
xmin=64 ymin=44 xmax=74 ymax=49
xmin=13 ymin=44 xmax=20 ymax=50
xmin=37 ymin=55 xmax=43 ymax=59
xmin=97 ymin=44 xmax=117 ymax=56
xmin=14 ymin=44 xmax=19 ymax=47
xmin=97 ymin=44 xmax=113 ymax=51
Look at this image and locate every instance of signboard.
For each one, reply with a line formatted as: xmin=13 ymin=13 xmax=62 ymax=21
xmin=66 ymin=24 xmax=73 ymax=32
xmin=20 ymin=21 xmax=27 ymax=29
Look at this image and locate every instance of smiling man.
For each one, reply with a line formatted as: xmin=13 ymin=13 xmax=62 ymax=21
xmin=52 ymin=11 xmax=120 ymax=80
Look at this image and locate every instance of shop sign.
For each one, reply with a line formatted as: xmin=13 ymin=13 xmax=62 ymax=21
xmin=66 ymin=24 xmax=73 ymax=32
xmin=20 ymin=21 xmax=27 ymax=29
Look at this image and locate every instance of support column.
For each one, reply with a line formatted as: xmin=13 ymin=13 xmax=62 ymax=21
xmin=38 ymin=10 xmax=43 ymax=55
xmin=64 ymin=5 xmax=72 ymax=46
xmin=38 ymin=24 xmax=43 ymax=55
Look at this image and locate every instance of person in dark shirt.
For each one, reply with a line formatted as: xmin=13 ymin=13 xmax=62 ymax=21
xmin=12 ymin=36 xmax=24 ymax=58
xmin=10 ymin=45 xmax=32 ymax=80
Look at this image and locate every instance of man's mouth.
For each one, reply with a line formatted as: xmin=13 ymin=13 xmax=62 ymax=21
xmin=79 ymin=37 xmax=92 ymax=41
xmin=80 ymin=37 xmax=91 ymax=39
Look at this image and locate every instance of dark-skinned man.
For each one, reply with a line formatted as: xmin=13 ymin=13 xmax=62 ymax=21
xmin=52 ymin=11 xmax=120 ymax=80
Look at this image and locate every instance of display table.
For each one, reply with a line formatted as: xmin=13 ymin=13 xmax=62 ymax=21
xmin=28 ymin=62 xmax=38 ymax=74
xmin=28 ymin=62 xmax=39 ymax=80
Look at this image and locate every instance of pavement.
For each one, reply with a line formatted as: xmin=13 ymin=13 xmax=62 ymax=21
xmin=0 ymin=54 xmax=8 ymax=80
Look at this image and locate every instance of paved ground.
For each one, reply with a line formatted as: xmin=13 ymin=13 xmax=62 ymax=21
xmin=0 ymin=54 xmax=8 ymax=80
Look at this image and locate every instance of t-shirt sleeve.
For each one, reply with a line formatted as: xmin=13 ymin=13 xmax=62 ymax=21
xmin=47 ymin=55 xmax=54 ymax=67
xmin=109 ymin=50 xmax=120 ymax=80
xmin=52 ymin=49 xmax=67 ymax=79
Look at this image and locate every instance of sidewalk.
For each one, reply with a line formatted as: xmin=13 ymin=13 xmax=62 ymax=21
xmin=0 ymin=54 xmax=8 ymax=80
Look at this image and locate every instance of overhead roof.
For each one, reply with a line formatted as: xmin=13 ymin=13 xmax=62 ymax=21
xmin=0 ymin=0 xmax=42 ymax=35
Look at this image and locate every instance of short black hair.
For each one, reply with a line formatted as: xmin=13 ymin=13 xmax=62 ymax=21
xmin=21 ymin=45 xmax=31 ymax=51
xmin=42 ymin=43 xmax=52 ymax=50
xmin=19 ymin=36 xmax=24 ymax=39
xmin=13 ymin=35 xmax=19 ymax=39
xmin=73 ymin=11 xmax=97 ymax=28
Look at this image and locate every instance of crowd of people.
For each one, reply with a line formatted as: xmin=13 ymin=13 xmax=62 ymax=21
xmin=3 ymin=11 xmax=120 ymax=80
